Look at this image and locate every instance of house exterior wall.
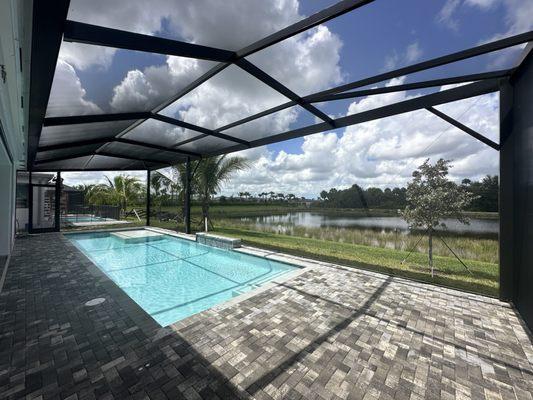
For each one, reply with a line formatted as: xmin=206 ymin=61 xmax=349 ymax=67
xmin=0 ymin=0 xmax=32 ymax=257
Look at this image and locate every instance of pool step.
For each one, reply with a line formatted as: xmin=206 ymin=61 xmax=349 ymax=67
xmin=232 ymin=284 xmax=260 ymax=297
xmin=111 ymin=229 xmax=165 ymax=244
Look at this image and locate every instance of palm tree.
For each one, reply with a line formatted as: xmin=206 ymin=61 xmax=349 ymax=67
xmin=88 ymin=175 xmax=143 ymax=213
xmin=194 ymin=155 xmax=249 ymax=231
xmin=151 ymin=172 xmax=173 ymax=212
xmin=74 ymin=184 xmax=95 ymax=204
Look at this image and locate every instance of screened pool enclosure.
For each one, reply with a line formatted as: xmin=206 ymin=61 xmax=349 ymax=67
xmin=25 ymin=0 xmax=533 ymax=329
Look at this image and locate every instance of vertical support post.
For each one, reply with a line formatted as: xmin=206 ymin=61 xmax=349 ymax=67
xmin=499 ymin=51 xmax=533 ymax=330
xmin=146 ymin=170 xmax=151 ymax=226
xmin=55 ymin=171 xmax=61 ymax=231
xmin=28 ymin=171 xmax=33 ymax=233
xmin=499 ymin=78 xmax=514 ymax=301
xmin=185 ymin=158 xmax=191 ymax=234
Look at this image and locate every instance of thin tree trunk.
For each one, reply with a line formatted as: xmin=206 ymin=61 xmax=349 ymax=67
xmin=202 ymin=201 xmax=209 ymax=232
xmin=429 ymin=229 xmax=434 ymax=277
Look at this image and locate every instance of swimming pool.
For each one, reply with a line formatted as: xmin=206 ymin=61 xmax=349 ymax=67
xmin=67 ymin=230 xmax=299 ymax=326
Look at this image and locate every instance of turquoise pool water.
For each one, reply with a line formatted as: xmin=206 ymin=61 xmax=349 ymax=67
xmin=63 ymin=215 xmax=110 ymax=223
xmin=67 ymin=231 xmax=298 ymax=326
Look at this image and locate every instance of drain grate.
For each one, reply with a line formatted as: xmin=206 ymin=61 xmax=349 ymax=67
xmin=85 ymin=297 xmax=106 ymax=306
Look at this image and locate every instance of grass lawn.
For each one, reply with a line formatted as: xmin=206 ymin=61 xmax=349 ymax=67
xmin=213 ymin=226 xmax=499 ymax=297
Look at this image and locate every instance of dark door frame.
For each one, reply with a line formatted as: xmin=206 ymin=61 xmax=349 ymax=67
xmin=28 ymin=171 xmax=61 ymax=233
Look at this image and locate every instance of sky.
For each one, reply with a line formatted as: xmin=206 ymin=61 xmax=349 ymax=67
xmin=54 ymin=0 xmax=533 ymax=198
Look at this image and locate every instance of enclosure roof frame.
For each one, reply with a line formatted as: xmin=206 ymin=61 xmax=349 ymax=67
xmin=27 ymin=0 xmax=532 ymax=171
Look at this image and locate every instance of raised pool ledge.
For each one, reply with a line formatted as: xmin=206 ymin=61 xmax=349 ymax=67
xmin=195 ymin=232 xmax=241 ymax=249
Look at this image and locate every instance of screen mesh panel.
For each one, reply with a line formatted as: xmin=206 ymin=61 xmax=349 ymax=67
xmin=159 ymin=64 xmax=291 ymax=129
xmin=46 ymin=43 xmax=217 ymax=117
xmin=39 ymin=120 xmax=137 ymax=147
xmin=102 ymin=142 xmax=187 ymax=164
xmin=35 ymin=144 xmax=101 ymax=162
xmin=121 ymin=118 xmax=200 ymax=147
xmin=220 ymin=105 xmax=314 ymax=141
xmin=66 ymin=1 xmax=312 ymax=52
xmin=28 ymin=0 xmax=527 ymax=171
xmin=85 ymin=155 xmax=142 ymax=169
xmin=32 ymin=156 xmax=94 ymax=170
xmin=175 ymin=135 xmax=236 ymax=154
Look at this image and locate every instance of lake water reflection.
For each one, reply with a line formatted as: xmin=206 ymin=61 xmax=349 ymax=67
xmin=238 ymin=212 xmax=499 ymax=235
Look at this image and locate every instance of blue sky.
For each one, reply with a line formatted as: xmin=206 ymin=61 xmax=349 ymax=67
xmin=52 ymin=0 xmax=532 ymax=197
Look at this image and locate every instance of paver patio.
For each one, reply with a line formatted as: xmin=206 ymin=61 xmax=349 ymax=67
xmin=1 ymin=233 xmax=532 ymax=399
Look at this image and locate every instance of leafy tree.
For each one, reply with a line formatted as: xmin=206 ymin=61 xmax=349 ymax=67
xmin=402 ymin=159 xmax=475 ymax=277
xmin=462 ymin=175 xmax=498 ymax=212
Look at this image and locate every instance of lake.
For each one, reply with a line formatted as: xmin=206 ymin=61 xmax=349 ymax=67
xmin=238 ymin=211 xmax=499 ymax=236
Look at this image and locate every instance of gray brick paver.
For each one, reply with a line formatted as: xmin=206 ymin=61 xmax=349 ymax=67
xmin=1 ymin=234 xmax=533 ymax=399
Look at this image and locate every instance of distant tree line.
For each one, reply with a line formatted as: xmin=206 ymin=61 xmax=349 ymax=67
xmin=317 ymin=175 xmax=498 ymax=212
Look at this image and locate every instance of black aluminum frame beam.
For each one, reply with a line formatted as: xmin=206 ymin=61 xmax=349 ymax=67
xmin=35 ymin=149 xmax=172 ymax=166
xmin=87 ymin=0 xmax=374 ymax=160
xmin=213 ymin=30 xmax=530 ymax=135
xmin=426 ymin=106 xmax=500 ymax=150
xmin=33 ymin=167 xmax=160 ymax=172
xmin=27 ymin=0 xmax=71 ymax=169
xmin=42 ymin=112 xmax=248 ymax=146
xmin=214 ymin=69 xmax=512 ymax=133
xmin=216 ymin=101 xmax=295 ymax=132
xmin=64 ymin=20 xmax=236 ymax=63
xmin=98 ymin=151 xmax=172 ymax=166
xmin=151 ymin=114 xmax=249 ymax=145
xmin=306 ymin=30 xmax=533 ymax=100
xmin=235 ymin=59 xmax=335 ymax=126
xmin=236 ymin=0 xmax=374 ymax=58
xmin=151 ymin=0 xmax=374 ymax=115
xmin=146 ymin=170 xmax=151 ymax=226
xmin=43 ymin=112 xmax=150 ymax=126
xmin=310 ymin=69 xmax=513 ymax=102
xmin=28 ymin=0 xmax=526 ymax=171
xmin=207 ymin=79 xmax=499 ymax=156
xmin=115 ymin=138 xmax=200 ymax=158
xmin=34 ymin=150 xmax=100 ymax=165
xmin=219 ymin=30 xmax=530 ymax=134
xmin=37 ymin=137 xmax=201 ymax=158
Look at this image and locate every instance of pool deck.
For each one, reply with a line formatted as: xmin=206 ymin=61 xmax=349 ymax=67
xmin=1 ymin=233 xmax=533 ymax=399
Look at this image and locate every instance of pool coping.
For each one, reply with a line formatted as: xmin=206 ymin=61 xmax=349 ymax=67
xmin=62 ymin=227 xmax=311 ymax=333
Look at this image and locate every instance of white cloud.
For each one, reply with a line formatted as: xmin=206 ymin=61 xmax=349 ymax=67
xmin=62 ymin=83 xmax=500 ymax=198
xmin=405 ymin=42 xmax=423 ymax=63
xmin=384 ymin=42 xmax=423 ymax=70
xmin=64 ymin=0 xmax=301 ymax=69
xmin=437 ymin=0 xmax=533 ymax=38
xmin=437 ymin=0 xmax=462 ymax=31
xmin=60 ymin=0 xmax=343 ymax=137
xmin=46 ymin=60 xmax=102 ymax=117
xmin=220 ymin=83 xmax=499 ymax=198
xmin=59 ymin=42 xmax=117 ymax=71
